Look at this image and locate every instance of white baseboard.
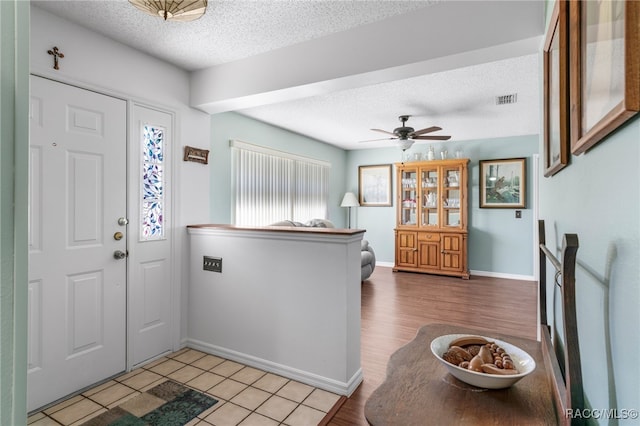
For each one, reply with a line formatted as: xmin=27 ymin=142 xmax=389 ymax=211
xmin=187 ymin=338 xmax=363 ymax=397
xmin=470 ymin=270 xmax=535 ymax=281
xmin=375 ymin=264 xmax=534 ymax=281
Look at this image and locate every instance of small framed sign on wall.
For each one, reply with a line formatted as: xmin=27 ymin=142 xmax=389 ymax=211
xmin=183 ymin=146 xmax=209 ymax=164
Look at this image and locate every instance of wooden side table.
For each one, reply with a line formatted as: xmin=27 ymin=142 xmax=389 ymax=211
xmin=365 ymin=323 xmax=558 ymax=425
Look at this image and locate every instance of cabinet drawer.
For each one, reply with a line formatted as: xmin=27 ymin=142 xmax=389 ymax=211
xmin=418 ymin=232 xmax=440 ymax=242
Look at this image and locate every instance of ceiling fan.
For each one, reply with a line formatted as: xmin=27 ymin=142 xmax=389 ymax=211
xmin=360 ymin=115 xmax=451 ymax=150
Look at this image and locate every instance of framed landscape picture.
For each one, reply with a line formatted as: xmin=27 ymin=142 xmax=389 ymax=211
xmin=358 ymin=164 xmax=392 ymax=207
xmin=479 ymin=158 xmax=526 ymax=209
xmin=569 ymin=0 xmax=639 ymax=155
xmin=543 ymin=0 xmax=569 ymax=177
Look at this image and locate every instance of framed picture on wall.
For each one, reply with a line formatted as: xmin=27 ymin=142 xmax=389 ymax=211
xmin=543 ymin=0 xmax=569 ymax=177
xmin=479 ymin=158 xmax=526 ymax=209
xmin=358 ymin=164 xmax=392 ymax=207
xmin=569 ymin=0 xmax=640 ymax=155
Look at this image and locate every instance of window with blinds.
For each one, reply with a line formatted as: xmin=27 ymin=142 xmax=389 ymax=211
xmin=230 ymin=140 xmax=330 ymax=226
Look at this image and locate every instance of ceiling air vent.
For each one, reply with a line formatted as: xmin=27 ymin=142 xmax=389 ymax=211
xmin=495 ymin=93 xmax=518 ymax=105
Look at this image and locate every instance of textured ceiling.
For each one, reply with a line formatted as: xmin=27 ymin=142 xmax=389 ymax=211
xmin=239 ymin=54 xmax=540 ymax=150
xmin=33 ymin=0 xmax=545 ymax=150
xmin=33 ymin=0 xmax=432 ymax=70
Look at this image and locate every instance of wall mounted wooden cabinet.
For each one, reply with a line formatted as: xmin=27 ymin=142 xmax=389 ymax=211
xmin=394 ymin=158 xmax=469 ymax=279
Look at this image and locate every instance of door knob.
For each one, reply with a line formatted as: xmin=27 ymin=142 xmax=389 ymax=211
xmin=113 ymin=250 xmax=127 ymax=260
xmin=117 ymin=217 xmax=128 ymax=226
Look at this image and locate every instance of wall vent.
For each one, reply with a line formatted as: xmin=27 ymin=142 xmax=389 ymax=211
xmin=495 ymin=93 xmax=518 ymax=105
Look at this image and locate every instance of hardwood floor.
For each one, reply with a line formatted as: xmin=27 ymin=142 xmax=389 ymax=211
xmin=329 ymin=266 xmax=538 ymax=425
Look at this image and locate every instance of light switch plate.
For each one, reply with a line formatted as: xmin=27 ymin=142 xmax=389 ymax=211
xmin=203 ymin=256 xmax=222 ymax=272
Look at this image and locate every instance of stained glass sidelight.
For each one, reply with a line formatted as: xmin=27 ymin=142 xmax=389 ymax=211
xmin=141 ymin=125 xmax=164 ymax=240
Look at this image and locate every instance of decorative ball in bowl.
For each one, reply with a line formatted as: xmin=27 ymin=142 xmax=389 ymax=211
xmin=430 ymin=334 xmax=536 ymax=389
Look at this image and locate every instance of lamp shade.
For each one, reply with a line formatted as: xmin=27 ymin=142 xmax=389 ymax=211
xmin=398 ymin=139 xmax=414 ymax=150
xmin=129 ymin=0 xmax=208 ymax=22
xmin=340 ymin=192 xmax=360 ymax=208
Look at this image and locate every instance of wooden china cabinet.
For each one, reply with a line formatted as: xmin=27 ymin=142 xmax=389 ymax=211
xmin=393 ymin=158 xmax=470 ymax=279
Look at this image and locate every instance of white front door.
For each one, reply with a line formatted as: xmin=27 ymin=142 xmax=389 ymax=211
xmin=27 ymin=76 xmax=127 ymax=411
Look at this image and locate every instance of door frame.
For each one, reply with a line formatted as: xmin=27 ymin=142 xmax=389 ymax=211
xmin=126 ymin=100 xmax=180 ymax=369
xmin=28 ymin=73 xmax=181 ymax=374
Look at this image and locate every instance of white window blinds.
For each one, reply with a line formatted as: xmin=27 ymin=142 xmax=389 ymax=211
xmin=230 ymin=140 xmax=330 ymax=226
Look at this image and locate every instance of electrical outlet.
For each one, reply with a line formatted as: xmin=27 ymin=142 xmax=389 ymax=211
xmin=203 ymin=256 xmax=222 ymax=272
xmin=515 ymin=210 xmax=522 ymax=219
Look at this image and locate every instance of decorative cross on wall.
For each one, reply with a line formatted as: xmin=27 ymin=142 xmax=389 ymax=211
xmin=47 ymin=46 xmax=64 ymax=70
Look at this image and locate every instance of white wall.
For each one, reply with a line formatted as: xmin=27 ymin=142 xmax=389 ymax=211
xmin=30 ymin=6 xmax=211 ymax=349
xmin=187 ymin=226 xmax=363 ymax=396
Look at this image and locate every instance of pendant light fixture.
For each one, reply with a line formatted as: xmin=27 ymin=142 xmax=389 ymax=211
xmin=129 ymin=0 xmax=208 ymax=22
xmin=398 ymin=139 xmax=414 ymax=151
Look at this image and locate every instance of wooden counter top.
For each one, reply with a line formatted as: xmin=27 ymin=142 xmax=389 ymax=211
xmin=187 ymin=223 xmax=366 ymax=236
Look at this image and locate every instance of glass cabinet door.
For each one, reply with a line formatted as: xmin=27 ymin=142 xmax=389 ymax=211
xmin=400 ymin=169 xmax=417 ymax=225
xmin=420 ymin=168 xmax=438 ymax=227
xmin=442 ymin=167 xmax=462 ymax=228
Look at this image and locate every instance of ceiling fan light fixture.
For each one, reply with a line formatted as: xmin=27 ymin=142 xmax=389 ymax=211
xmin=398 ymin=139 xmax=414 ymax=151
xmin=363 ymin=115 xmax=450 ymax=149
xmin=129 ymin=0 xmax=208 ymax=22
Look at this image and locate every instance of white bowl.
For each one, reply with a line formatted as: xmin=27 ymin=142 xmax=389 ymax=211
xmin=430 ymin=334 xmax=536 ymax=389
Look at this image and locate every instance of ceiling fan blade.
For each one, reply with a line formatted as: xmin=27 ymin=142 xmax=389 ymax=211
xmin=370 ymin=128 xmax=396 ymax=136
xmin=358 ymin=137 xmax=397 ymax=143
xmin=410 ymin=126 xmax=442 ymax=137
xmin=413 ymin=135 xmax=452 ymax=141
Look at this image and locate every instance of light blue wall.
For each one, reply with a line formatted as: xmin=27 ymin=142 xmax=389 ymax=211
xmin=465 ymin=136 xmax=538 ymax=276
xmin=539 ymin=117 xmax=640 ymax=421
xmin=0 ymin=2 xmax=29 ymax=424
xmin=209 ymin=112 xmax=539 ymax=277
xmin=346 ymin=135 xmax=538 ymax=276
xmin=209 ymin=112 xmax=348 ymax=226
xmin=345 ymin=148 xmax=401 ymax=265
xmin=539 ymin=0 xmax=639 ymax=419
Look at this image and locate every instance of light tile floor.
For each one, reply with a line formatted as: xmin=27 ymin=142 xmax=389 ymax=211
xmin=28 ymin=348 xmax=342 ymax=426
